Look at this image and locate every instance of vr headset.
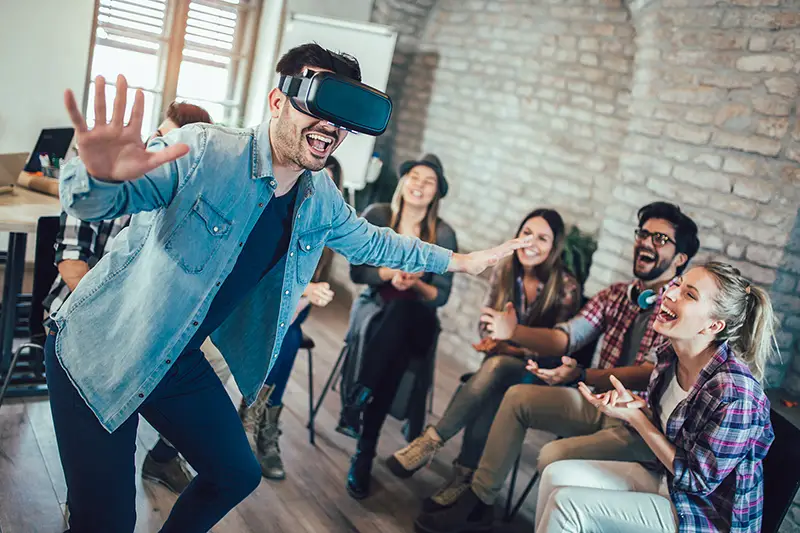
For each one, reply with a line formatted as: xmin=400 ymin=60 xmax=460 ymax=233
xmin=278 ymin=70 xmax=392 ymax=136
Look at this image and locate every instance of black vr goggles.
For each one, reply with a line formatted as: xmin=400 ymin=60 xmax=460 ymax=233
xmin=278 ymin=70 xmax=392 ymax=136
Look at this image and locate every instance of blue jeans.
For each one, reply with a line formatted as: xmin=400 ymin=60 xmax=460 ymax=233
xmin=45 ymin=330 xmax=261 ymax=533
xmin=263 ymin=306 xmax=310 ymax=407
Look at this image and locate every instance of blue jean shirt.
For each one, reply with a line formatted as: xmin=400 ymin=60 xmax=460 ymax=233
xmin=54 ymin=123 xmax=452 ymax=432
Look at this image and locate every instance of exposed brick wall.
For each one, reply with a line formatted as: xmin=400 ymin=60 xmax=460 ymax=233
xmin=595 ymin=1 xmax=800 ymax=395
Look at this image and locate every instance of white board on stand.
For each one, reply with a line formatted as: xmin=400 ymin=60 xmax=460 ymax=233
xmin=276 ymin=14 xmax=397 ymax=192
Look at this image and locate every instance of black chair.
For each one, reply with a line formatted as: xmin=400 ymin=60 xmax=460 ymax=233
xmin=307 ymin=322 xmax=439 ymax=445
xmin=0 ymin=216 xmax=60 ymax=408
xmin=762 ymin=406 xmax=800 ymax=533
xmin=300 ymin=332 xmax=317 ymax=444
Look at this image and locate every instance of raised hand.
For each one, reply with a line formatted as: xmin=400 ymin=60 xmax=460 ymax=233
xmin=480 ymin=302 xmax=517 ymax=340
xmin=578 ymin=375 xmax=647 ymax=423
xmin=448 ymin=235 xmax=534 ymax=275
xmin=64 ymin=75 xmax=189 ymax=181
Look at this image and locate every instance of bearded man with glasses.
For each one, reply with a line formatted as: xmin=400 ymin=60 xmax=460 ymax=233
xmin=412 ymin=202 xmax=701 ymax=533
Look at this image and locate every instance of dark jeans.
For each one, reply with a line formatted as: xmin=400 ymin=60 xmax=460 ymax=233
xmin=264 ymin=306 xmax=310 ymax=407
xmin=357 ymin=300 xmax=437 ymax=451
xmin=46 ymin=331 xmax=261 ymax=533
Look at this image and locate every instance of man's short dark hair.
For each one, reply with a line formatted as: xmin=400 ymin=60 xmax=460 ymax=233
xmin=276 ymin=43 xmax=361 ymax=81
xmin=638 ymin=201 xmax=700 ymax=275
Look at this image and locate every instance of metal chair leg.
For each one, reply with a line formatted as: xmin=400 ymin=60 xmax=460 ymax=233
xmin=0 ymin=344 xmax=37 ymax=409
xmin=504 ymin=453 xmax=523 ymax=521
xmin=306 ymin=345 xmax=347 ymax=432
xmin=507 ymin=471 xmax=540 ymax=522
xmin=307 ymin=348 xmax=314 ymax=445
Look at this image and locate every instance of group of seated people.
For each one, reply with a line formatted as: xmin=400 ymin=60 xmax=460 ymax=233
xmin=46 ymin=101 xmax=777 ymax=533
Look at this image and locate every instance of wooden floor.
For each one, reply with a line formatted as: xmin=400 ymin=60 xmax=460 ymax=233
xmin=0 ymin=292 xmax=554 ymax=533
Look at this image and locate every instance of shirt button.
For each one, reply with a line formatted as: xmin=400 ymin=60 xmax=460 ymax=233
xmin=213 ymin=226 xmax=219 ymax=233
xmin=138 ymin=393 xmax=144 ymax=398
xmin=193 ymin=321 xmax=199 ymax=326
xmin=258 ymin=203 xmax=264 ymax=208
xmin=289 ymin=252 xmax=294 ymax=257
xmin=306 ymin=245 xmax=311 ymax=250
xmin=216 ymin=282 xmax=221 ymax=286
xmin=239 ymin=242 xmax=243 ymax=247
xmin=285 ymin=290 xmax=289 ymax=295
xmin=270 ymin=180 xmax=276 ymax=187
xmin=165 ymin=359 xmax=171 ymax=364
xmin=280 ymin=322 xmax=285 ymax=327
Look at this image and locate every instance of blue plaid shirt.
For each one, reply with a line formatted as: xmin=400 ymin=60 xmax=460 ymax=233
xmin=649 ymin=342 xmax=774 ymax=533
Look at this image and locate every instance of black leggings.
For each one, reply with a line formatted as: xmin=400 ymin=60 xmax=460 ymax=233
xmin=357 ymin=299 xmax=438 ymax=448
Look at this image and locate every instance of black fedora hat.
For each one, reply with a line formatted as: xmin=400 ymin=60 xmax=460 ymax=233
xmin=398 ymin=153 xmax=448 ymax=198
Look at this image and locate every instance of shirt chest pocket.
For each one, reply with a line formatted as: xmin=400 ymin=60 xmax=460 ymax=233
xmin=165 ymin=196 xmax=232 ymax=274
xmin=295 ymin=227 xmax=330 ymax=285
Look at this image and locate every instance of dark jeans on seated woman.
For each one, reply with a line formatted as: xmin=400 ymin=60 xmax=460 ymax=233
xmin=353 ymin=299 xmax=438 ymax=454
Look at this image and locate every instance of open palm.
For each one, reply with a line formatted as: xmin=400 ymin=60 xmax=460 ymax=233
xmin=451 ymin=235 xmax=534 ymax=275
xmin=64 ymin=75 xmax=189 ymax=181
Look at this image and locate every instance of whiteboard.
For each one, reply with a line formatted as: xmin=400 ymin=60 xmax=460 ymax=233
xmin=276 ymin=13 xmax=398 ymax=191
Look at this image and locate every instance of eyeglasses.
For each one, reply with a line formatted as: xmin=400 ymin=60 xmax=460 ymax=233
xmin=634 ymin=229 xmax=676 ymax=248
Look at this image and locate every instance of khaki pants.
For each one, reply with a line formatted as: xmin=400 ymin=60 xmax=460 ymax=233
xmin=471 ymin=384 xmax=655 ymax=504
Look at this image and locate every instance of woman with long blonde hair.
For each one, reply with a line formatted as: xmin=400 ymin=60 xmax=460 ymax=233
xmin=536 ymin=261 xmax=776 ymax=533
xmin=339 ymin=154 xmax=458 ymax=500
xmin=387 ymin=209 xmax=580 ymax=511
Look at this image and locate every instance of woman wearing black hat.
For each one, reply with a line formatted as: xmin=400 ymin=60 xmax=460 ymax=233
xmin=341 ymin=154 xmax=457 ymax=499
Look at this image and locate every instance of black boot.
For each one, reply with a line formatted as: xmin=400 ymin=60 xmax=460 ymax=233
xmin=336 ymin=385 xmax=372 ymax=439
xmin=346 ymin=438 xmax=375 ymax=500
xmin=414 ymin=488 xmax=494 ymax=533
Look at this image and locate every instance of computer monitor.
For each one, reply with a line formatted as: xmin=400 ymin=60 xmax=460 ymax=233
xmin=23 ymin=127 xmax=75 ymax=173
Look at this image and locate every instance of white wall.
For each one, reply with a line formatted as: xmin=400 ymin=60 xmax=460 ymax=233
xmin=0 ymin=0 xmax=95 ymax=154
xmin=243 ymin=0 xmax=375 ymax=126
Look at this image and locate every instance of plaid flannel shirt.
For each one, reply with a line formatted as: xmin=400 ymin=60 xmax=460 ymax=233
xmin=648 ymin=343 xmax=774 ymax=533
xmin=575 ymin=280 xmax=670 ymax=368
xmin=43 ymin=212 xmax=131 ymax=319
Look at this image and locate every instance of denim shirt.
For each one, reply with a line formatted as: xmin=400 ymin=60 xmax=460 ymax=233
xmin=54 ymin=123 xmax=453 ymax=433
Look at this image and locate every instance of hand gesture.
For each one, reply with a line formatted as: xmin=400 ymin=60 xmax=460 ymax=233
xmin=449 ymin=235 xmax=534 ymax=275
xmin=64 ymin=75 xmax=189 ymax=181
xmin=391 ymin=272 xmax=418 ymax=291
xmin=526 ymin=356 xmax=581 ymax=386
xmin=306 ymin=282 xmax=334 ymax=307
xmin=578 ymin=375 xmax=647 ymax=423
xmin=479 ymin=302 xmax=517 ymax=340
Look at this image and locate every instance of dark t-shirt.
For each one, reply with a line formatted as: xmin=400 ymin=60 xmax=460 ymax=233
xmin=185 ymin=183 xmax=300 ymax=351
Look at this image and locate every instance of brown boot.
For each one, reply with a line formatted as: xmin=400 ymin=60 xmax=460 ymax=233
xmin=257 ymin=405 xmax=285 ymax=480
xmin=239 ymin=385 xmax=272 ymax=453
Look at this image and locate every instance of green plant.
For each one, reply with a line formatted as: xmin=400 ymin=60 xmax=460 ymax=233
xmin=562 ymin=225 xmax=598 ymax=288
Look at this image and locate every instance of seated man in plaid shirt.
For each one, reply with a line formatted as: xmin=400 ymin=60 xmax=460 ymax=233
xmin=408 ymin=201 xmax=700 ymax=533
xmin=43 ymin=102 xmax=221 ymax=495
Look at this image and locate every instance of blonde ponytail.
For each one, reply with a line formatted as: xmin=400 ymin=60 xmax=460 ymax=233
xmin=704 ymin=261 xmax=778 ymax=382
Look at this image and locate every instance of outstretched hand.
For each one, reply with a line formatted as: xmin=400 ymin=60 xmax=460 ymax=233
xmin=448 ymin=235 xmax=534 ymax=276
xmin=64 ymin=74 xmax=189 ymax=181
xmin=578 ymin=375 xmax=647 ymax=423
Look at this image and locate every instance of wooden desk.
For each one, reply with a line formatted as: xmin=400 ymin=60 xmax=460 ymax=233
xmin=0 ymin=186 xmax=61 ymax=397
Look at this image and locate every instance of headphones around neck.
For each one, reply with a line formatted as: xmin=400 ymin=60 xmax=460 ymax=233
xmin=629 ymin=284 xmax=658 ymax=310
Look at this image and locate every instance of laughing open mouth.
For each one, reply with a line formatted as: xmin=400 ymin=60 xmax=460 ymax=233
xmin=656 ymin=304 xmax=677 ymax=323
xmin=635 ymin=248 xmax=657 ymax=269
xmin=306 ymin=132 xmax=335 ymax=157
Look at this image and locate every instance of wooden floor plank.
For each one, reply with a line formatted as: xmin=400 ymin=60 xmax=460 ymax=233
xmin=0 ymin=400 xmax=65 ymax=533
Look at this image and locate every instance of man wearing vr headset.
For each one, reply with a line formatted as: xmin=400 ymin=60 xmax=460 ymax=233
xmin=50 ymin=44 xmax=533 ymax=532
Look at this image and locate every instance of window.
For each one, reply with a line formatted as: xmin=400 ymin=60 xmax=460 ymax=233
xmin=86 ymin=0 xmax=261 ymax=136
